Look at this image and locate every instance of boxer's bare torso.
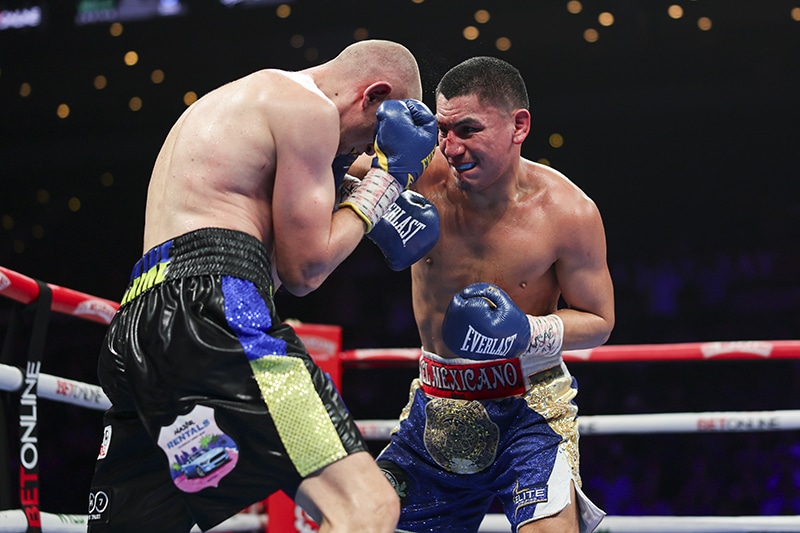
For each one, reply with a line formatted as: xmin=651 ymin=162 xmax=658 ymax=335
xmin=413 ymin=151 xmax=611 ymax=358
xmin=142 ymin=69 xmax=373 ymax=294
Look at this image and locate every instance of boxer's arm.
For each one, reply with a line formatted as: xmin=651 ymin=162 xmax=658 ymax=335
xmin=553 ymin=199 xmax=615 ymax=350
xmin=345 ymin=153 xmax=373 ymax=179
xmin=271 ymin=99 xmax=367 ymax=296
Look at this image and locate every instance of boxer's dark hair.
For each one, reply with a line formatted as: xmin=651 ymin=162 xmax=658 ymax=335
xmin=436 ymin=57 xmax=529 ymax=111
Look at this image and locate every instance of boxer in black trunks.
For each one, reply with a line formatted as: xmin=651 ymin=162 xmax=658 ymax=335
xmin=87 ymin=39 xmax=437 ymax=533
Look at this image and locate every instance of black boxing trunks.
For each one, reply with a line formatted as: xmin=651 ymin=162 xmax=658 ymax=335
xmin=88 ymin=228 xmax=366 ymax=532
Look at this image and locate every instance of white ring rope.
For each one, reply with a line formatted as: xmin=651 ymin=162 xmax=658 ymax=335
xmin=483 ymin=514 xmax=800 ymax=532
xmin=357 ymin=409 xmax=800 ymax=439
xmin=2 ymin=363 xmax=799 ymax=436
xmin=0 ymin=509 xmax=266 ymax=533
xmin=0 ymin=363 xmax=110 ymax=411
xmin=1 ymin=509 xmax=800 ymax=533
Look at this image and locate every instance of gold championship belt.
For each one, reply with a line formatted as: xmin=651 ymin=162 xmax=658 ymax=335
xmin=423 ymin=398 xmax=499 ymax=474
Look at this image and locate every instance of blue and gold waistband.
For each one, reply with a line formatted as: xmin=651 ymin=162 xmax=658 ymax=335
xmin=120 ymin=228 xmax=273 ymax=306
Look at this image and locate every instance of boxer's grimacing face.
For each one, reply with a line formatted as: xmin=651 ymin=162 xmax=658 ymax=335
xmin=435 ymin=93 xmax=519 ymax=192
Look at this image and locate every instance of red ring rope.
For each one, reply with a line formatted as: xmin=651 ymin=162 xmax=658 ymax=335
xmin=3 ymin=265 xmax=799 ymax=361
xmin=0 ymin=266 xmax=118 ymax=325
xmin=339 ymin=338 xmax=800 ymax=365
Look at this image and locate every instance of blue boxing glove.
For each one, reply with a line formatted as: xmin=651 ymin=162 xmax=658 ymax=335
xmin=367 ymin=190 xmax=440 ymax=271
xmin=371 ymin=99 xmax=437 ymax=189
xmin=442 ymin=283 xmax=530 ymax=360
xmin=441 ymin=283 xmax=565 ymax=360
xmin=340 ymin=99 xmax=437 ymax=232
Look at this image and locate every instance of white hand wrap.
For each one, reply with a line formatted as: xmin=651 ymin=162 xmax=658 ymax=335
xmin=523 ymin=314 xmax=564 ymax=357
xmin=338 ymin=168 xmax=402 ymax=233
xmin=334 ymin=174 xmax=361 ymax=206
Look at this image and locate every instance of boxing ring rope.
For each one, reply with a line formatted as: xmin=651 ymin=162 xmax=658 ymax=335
xmin=0 ymin=266 xmax=119 ymax=326
xmin=1 ymin=265 xmax=799 ymax=532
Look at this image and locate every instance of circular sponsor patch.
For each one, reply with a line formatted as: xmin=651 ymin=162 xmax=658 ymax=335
xmin=423 ymin=398 xmax=499 ymax=474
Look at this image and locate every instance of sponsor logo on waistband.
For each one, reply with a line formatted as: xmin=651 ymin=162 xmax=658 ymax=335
xmin=419 ymin=356 xmax=526 ymax=400
xmin=120 ymin=260 xmax=170 ymax=305
xmin=121 ymin=239 xmax=174 ymax=306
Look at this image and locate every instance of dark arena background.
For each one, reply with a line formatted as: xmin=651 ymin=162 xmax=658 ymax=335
xmin=2 ymin=0 xmax=800 ymax=528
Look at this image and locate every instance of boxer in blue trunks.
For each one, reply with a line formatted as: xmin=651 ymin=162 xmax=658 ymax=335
xmin=369 ymin=57 xmax=616 ymax=532
xmin=88 ymin=39 xmax=438 ymax=533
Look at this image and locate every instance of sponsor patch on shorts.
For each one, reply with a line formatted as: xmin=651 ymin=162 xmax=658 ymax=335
xmin=97 ymin=425 xmax=111 ymax=460
xmin=513 ymin=480 xmax=548 ymax=518
xmin=88 ymin=487 xmax=111 ymax=523
xmin=377 ymin=460 xmax=409 ymax=503
xmin=156 ymin=404 xmax=239 ymax=493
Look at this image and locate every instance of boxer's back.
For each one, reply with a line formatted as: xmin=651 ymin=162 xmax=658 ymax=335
xmin=142 ymin=69 xmax=332 ymax=254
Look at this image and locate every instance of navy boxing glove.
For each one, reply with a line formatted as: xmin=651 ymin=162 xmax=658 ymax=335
xmin=340 ymin=99 xmax=437 ymax=232
xmin=442 ymin=282 xmax=565 ymax=361
xmin=442 ymin=283 xmax=530 ymax=360
xmin=371 ymin=99 xmax=437 ymax=189
xmin=367 ymin=190 xmax=440 ymax=271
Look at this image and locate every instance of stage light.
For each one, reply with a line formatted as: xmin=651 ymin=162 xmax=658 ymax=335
xmin=495 ymin=37 xmax=511 ymax=51
xmin=668 ymin=5 xmax=684 ymax=19
xmin=124 ymin=51 xmax=139 ymax=66
xmin=549 ymin=133 xmax=564 ymax=148
xmin=463 ymin=25 xmax=479 ymax=40
xmin=697 ymin=17 xmax=712 ymax=31
xmin=56 ymin=104 xmax=70 ymax=119
xmin=567 ymin=1 xmax=582 ymax=15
